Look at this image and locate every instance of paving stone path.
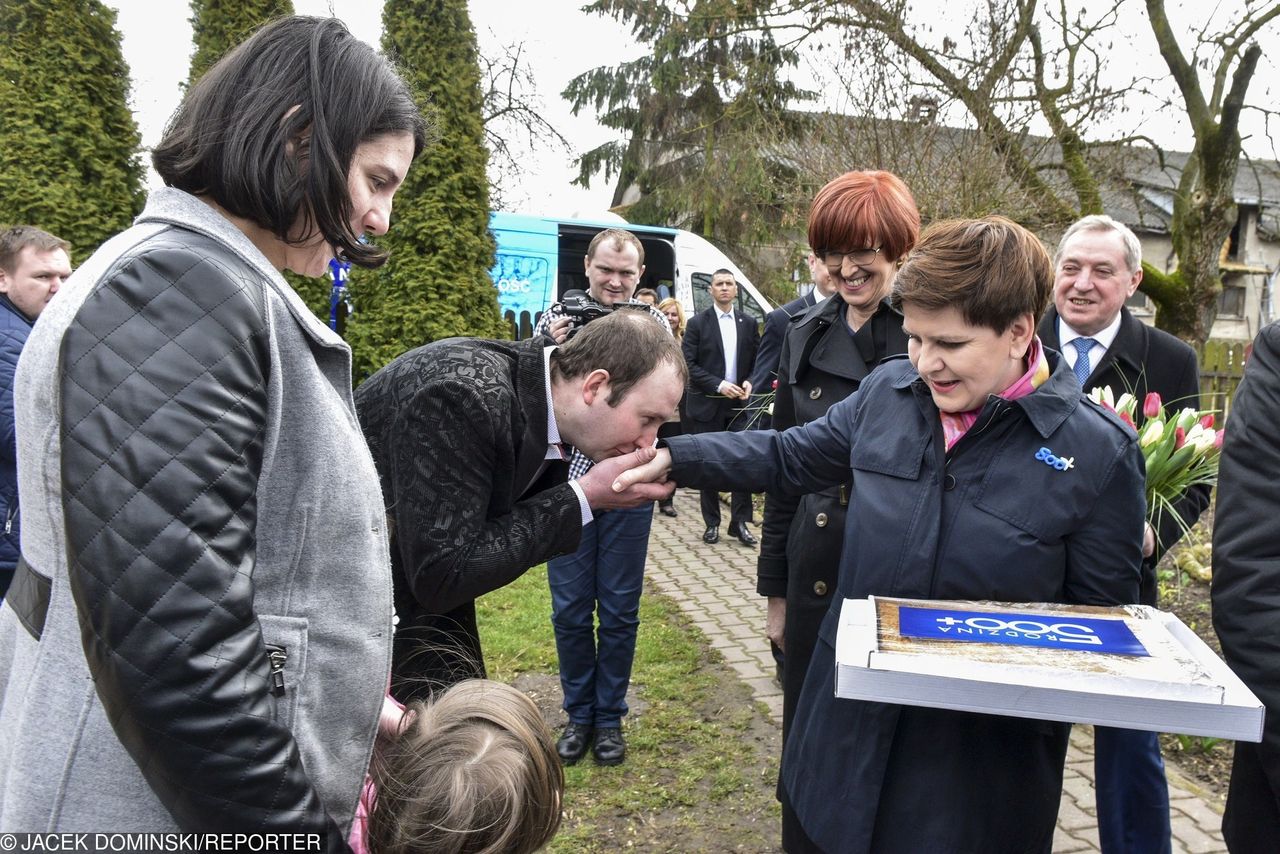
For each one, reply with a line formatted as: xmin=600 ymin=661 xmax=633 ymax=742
xmin=644 ymin=492 xmax=1227 ymax=853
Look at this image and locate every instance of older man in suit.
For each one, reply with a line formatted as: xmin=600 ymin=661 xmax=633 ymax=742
xmin=1039 ymin=214 xmax=1209 ymax=854
xmin=355 ymin=311 xmax=684 ymax=703
xmin=683 ymin=268 xmax=760 ymax=546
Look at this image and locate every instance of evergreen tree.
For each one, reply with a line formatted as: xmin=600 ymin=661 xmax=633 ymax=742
xmin=346 ymin=0 xmax=504 ymax=378
xmin=188 ymin=0 xmax=295 ymax=86
xmin=0 ymin=0 xmax=144 ymax=259
xmin=564 ymin=0 xmax=811 ymax=253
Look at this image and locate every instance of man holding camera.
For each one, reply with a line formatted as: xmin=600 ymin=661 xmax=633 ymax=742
xmin=356 ymin=308 xmax=683 ymax=705
xmin=535 ymin=228 xmax=673 ymax=767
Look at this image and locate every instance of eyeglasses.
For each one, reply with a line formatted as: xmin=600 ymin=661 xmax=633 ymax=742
xmin=822 ymin=247 xmax=882 ymax=268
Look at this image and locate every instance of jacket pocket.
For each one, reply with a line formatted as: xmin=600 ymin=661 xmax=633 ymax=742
xmin=257 ymin=614 xmax=309 ymax=730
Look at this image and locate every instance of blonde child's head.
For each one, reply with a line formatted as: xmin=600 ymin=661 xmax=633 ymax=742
xmin=366 ymin=680 xmax=563 ymax=854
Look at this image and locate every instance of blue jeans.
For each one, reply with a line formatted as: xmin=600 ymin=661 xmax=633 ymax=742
xmin=548 ymin=505 xmax=652 ymax=727
xmin=1094 ymin=727 xmax=1172 ymax=854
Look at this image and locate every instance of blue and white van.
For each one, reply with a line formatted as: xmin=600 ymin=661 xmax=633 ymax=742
xmin=488 ymin=211 xmax=774 ymax=339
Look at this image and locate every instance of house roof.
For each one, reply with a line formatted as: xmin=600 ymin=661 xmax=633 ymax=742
xmin=770 ymin=112 xmax=1280 ymax=239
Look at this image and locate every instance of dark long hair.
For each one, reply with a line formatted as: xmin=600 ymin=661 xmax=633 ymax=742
xmin=153 ymin=16 xmax=430 ymax=268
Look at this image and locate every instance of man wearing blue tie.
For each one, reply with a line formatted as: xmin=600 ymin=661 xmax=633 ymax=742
xmin=1038 ymin=215 xmax=1208 ymax=854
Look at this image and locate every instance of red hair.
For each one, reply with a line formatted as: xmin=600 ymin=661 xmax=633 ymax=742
xmin=807 ymin=171 xmax=920 ymax=263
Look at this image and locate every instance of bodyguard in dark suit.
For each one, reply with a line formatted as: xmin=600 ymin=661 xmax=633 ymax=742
xmin=1042 ymin=215 xmax=1209 ymax=854
xmin=1212 ymin=321 xmax=1280 ymax=854
xmin=355 ymin=312 xmax=684 ymax=702
xmin=683 ymin=269 xmax=760 ymax=545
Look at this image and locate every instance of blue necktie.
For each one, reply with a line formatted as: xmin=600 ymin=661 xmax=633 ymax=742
xmin=1070 ymin=338 xmax=1097 ymax=387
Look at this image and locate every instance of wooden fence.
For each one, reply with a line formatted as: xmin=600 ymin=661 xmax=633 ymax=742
xmin=1199 ymin=339 xmax=1251 ymax=421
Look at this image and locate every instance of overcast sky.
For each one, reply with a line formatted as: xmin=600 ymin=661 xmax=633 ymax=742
xmin=104 ymin=1 xmax=1276 ymax=219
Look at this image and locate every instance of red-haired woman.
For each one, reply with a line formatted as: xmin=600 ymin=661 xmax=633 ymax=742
xmin=756 ymin=170 xmax=919 ymax=849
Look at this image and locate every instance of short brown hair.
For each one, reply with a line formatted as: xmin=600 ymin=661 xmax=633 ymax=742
xmin=586 ymin=227 xmax=645 ymax=266
xmin=551 ymin=309 xmax=686 ymax=405
xmin=0 ymin=225 xmax=70 ymax=273
xmin=891 ymin=216 xmax=1053 ymax=332
xmin=808 ymin=171 xmax=920 ymax=263
xmin=367 ymin=680 xmax=563 ymax=854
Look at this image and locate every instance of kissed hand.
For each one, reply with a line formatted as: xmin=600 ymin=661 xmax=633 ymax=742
xmin=578 ymin=446 xmax=675 ymax=510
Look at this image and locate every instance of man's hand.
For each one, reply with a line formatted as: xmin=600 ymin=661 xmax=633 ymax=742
xmin=717 ymin=380 xmax=748 ymax=400
xmin=577 ymin=447 xmax=674 ymax=510
xmin=1143 ymin=521 xmax=1156 ymax=559
xmin=741 ymin=379 xmax=753 ymax=398
xmin=766 ymin=596 xmax=785 ymax=652
xmin=546 ymin=316 xmax=574 ymax=344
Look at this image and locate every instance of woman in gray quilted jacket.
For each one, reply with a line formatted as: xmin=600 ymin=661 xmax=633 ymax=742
xmin=0 ymin=17 xmax=426 ymax=849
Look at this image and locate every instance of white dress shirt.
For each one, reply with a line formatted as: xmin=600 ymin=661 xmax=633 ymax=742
xmin=1058 ymin=313 xmax=1123 ymax=377
xmin=717 ymin=306 xmax=739 ymax=386
xmin=543 ymin=346 xmax=592 ymax=525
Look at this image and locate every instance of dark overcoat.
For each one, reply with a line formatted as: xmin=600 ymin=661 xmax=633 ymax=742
xmin=1040 ymin=306 xmax=1208 ymax=604
xmin=1212 ymin=321 xmax=1280 ymax=851
xmin=756 ymin=295 xmax=908 ymax=742
xmin=665 ymin=349 xmax=1145 ymax=853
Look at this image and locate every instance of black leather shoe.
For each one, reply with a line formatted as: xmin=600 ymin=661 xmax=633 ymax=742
xmin=556 ymin=723 xmax=594 ymax=766
xmin=702 ymin=526 xmax=719 ymax=544
xmin=593 ymin=727 xmax=626 ymax=766
xmin=729 ymin=522 xmax=757 ymax=547
xmin=658 ymin=500 xmax=677 ymax=517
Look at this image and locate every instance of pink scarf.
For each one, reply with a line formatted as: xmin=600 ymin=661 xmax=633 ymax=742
xmin=939 ymin=337 xmax=1049 ymax=451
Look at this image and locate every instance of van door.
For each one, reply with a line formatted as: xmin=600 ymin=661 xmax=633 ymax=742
xmin=557 ymin=224 xmax=677 ymax=304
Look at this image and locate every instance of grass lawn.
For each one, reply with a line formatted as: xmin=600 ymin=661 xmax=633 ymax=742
xmin=477 ymin=567 xmax=782 ymax=852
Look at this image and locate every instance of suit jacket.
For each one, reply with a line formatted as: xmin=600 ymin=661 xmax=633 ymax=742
xmin=1039 ymin=306 xmax=1209 ymax=604
xmin=355 ymin=337 xmax=580 ymax=700
xmin=748 ymin=291 xmax=817 ymax=392
xmin=683 ymin=305 xmax=760 ymax=424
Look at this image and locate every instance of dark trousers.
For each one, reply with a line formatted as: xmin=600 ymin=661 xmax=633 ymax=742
xmin=549 ymin=505 xmax=651 ymax=727
xmin=1094 ymin=727 xmax=1172 ymax=854
xmin=686 ymin=410 xmax=752 ymax=530
xmin=1223 ymin=740 xmax=1280 ymax=853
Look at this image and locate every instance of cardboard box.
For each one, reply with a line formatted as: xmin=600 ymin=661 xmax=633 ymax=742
xmin=834 ymin=597 xmax=1264 ymax=741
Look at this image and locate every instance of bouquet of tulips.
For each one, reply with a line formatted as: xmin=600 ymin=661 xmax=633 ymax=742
xmin=1087 ymin=386 xmax=1224 ymax=531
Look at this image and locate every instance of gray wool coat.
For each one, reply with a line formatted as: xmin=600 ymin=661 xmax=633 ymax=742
xmin=0 ymin=188 xmax=392 ymax=838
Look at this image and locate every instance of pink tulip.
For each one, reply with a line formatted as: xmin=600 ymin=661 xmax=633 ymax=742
xmin=1174 ymin=426 xmax=1186 ymax=450
xmin=1119 ymin=411 xmax=1136 ymax=431
xmin=1143 ymin=392 xmax=1162 ymax=419
xmin=1199 ymin=414 xmax=1215 ymax=429
xmin=1215 ymin=429 xmax=1225 ymax=448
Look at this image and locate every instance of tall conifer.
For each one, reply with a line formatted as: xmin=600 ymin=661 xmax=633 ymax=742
xmin=187 ymin=0 xmax=294 ymax=86
xmin=345 ymin=0 xmax=504 ymax=378
xmin=0 ymin=0 xmax=144 ymax=258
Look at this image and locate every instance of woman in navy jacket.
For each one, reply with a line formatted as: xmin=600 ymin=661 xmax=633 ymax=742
xmin=618 ymin=216 xmax=1145 ymax=853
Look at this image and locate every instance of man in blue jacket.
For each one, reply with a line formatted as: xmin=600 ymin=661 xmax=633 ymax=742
xmin=0 ymin=226 xmax=71 ymax=600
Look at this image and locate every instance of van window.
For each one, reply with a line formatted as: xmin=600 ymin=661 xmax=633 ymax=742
xmin=692 ymin=272 xmax=766 ymax=328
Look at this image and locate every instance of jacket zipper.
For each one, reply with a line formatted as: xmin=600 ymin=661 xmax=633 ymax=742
xmin=265 ymin=644 xmax=288 ymax=696
xmin=4 ymin=503 xmax=17 ymax=535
